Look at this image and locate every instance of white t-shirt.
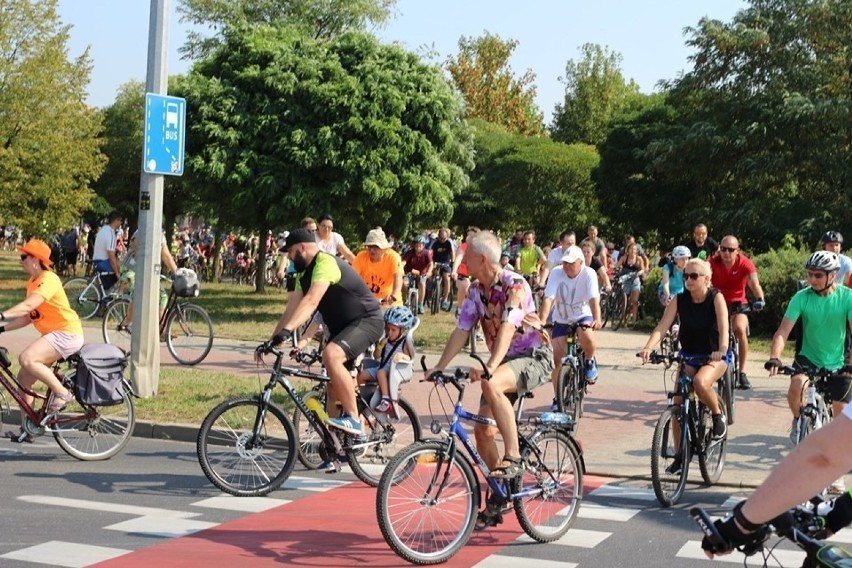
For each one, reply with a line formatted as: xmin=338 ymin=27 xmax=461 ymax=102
xmin=547 ymin=246 xmax=566 ymax=269
xmin=544 ymin=265 xmax=599 ymax=324
xmin=837 ymin=254 xmax=852 ymax=285
xmin=317 ymin=232 xmax=346 ymax=256
xmin=93 ymin=224 xmax=117 ymax=261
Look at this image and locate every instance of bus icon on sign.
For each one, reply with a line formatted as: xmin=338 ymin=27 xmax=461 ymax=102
xmin=166 ymin=103 xmax=179 ymax=129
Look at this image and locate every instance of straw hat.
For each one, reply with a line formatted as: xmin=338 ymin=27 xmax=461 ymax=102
xmin=364 ymin=229 xmax=391 ymax=249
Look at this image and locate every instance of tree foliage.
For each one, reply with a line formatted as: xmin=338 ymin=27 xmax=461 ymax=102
xmin=445 ymin=32 xmax=544 ymax=136
xmin=177 ymin=0 xmax=396 ymax=58
xmin=181 ymin=26 xmax=474 ymax=245
xmin=550 ymin=43 xmax=642 ymax=146
xmin=0 ymin=0 xmax=104 ymax=236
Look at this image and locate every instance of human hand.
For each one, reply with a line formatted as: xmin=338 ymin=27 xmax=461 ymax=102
xmin=710 ymin=350 xmax=724 ymax=362
xmin=764 ymin=358 xmax=782 ymax=376
xmin=753 ymin=299 xmax=765 ymax=311
xmin=637 ymin=348 xmax=652 ymax=364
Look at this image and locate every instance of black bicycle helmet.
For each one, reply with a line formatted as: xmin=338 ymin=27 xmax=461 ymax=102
xmin=821 ymin=230 xmax=843 ymax=244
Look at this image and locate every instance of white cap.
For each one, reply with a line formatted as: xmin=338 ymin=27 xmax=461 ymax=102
xmin=560 ymin=245 xmax=584 ymax=264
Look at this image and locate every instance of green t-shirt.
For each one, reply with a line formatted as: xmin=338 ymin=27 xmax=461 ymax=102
xmin=518 ymin=245 xmax=544 ymax=275
xmin=784 ymin=285 xmax=852 ymax=369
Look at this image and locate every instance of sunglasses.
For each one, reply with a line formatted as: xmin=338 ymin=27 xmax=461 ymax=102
xmin=684 ymin=272 xmax=705 ymax=281
xmin=20 ymin=254 xmax=29 ymax=261
xmin=720 ymin=246 xmax=738 ymax=253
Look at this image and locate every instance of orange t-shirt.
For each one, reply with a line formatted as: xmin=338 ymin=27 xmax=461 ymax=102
xmin=26 ymin=271 xmax=83 ymax=336
xmin=352 ymin=249 xmax=403 ymax=304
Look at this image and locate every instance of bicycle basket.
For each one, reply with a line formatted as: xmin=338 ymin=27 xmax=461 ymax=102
xmin=172 ymin=268 xmax=200 ymax=297
xmin=74 ymin=343 xmax=128 ymax=406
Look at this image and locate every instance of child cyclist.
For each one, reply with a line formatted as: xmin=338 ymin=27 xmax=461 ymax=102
xmin=357 ymin=305 xmax=416 ymax=413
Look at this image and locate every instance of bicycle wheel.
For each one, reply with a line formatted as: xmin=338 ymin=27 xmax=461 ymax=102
xmin=650 ymin=408 xmax=689 ymax=507
xmin=293 ymin=388 xmax=327 ymax=470
xmin=102 ymin=298 xmax=132 ymax=355
xmin=722 ymin=366 xmax=736 ymax=425
xmin=514 ymin=430 xmax=583 ymax=542
xmin=63 ymin=277 xmax=100 ymax=320
xmin=698 ymin=400 xmax=727 ymax=485
xmin=376 ymin=440 xmax=479 ymax=565
xmin=611 ymin=292 xmax=628 ymax=331
xmin=348 ymin=397 xmax=422 ymax=487
xmin=430 ymin=279 xmax=441 ymax=315
xmin=556 ymin=363 xmax=581 ymax=427
xmin=52 ymin=375 xmax=135 ymax=461
xmin=165 ymin=303 xmax=214 ymax=366
xmin=197 ymin=396 xmax=297 ymax=497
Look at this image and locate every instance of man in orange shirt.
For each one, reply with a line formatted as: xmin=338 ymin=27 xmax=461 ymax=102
xmin=352 ymin=228 xmax=404 ymax=306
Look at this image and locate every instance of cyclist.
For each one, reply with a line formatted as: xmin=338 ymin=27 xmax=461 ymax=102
xmin=426 ymin=230 xmax=552 ymax=529
xmin=118 ymin=228 xmax=179 ymax=326
xmin=539 ymin=245 xmax=600 ymax=411
xmin=615 ymin=242 xmax=644 ymax=324
xmin=352 ymin=228 xmax=404 ymax=306
xmin=658 ymin=245 xmax=691 ymax=305
xmin=401 ymin=236 xmax=433 ymax=314
xmin=315 ymin=214 xmax=355 ymax=262
xmin=429 ymin=227 xmax=455 ymax=311
xmin=263 ymin=228 xmax=384 ymax=436
xmin=709 ymin=235 xmax=765 ymax=390
xmin=356 ymin=305 xmax=416 ymax=414
xmin=821 ymin=230 xmax=852 ymax=286
xmin=515 ymin=230 xmax=548 ymax=291
xmin=639 ymin=258 xmax=730 ymax=472
xmin=683 ymin=223 xmax=719 ymax=260
xmin=582 ymin=225 xmax=607 ymax=268
xmin=580 ymin=240 xmax=611 ymax=293
xmin=1 ymin=239 xmax=84 ymax=441
xmin=546 ymin=230 xmax=577 ymax=269
xmin=91 ymin=210 xmax=124 ymax=292
xmin=765 ymin=252 xmax=852 ymax=492
xmin=451 ymin=227 xmax=480 ymax=313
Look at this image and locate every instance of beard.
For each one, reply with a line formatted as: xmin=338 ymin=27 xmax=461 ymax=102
xmin=291 ymin=252 xmax=308 ymax=272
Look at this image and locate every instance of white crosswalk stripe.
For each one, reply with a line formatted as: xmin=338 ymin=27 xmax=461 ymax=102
xmin=677 ymin=539 xmax=805 ymax=565
xmin=515 ymin=528 xmax=612 ymax=548
xmin=1 ymin=541 xmax=130 ymax=568
xmin=475 ymin=555 xmax=578 ymax=567
xmin=586 ymin=484 xmax=658 ymax=501
xmin=192 ymin=495 xmax=290 ymax=512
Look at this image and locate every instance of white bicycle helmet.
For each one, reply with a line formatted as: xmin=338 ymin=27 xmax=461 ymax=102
xmin=671 ymin=246 xmax=692 ymax=259
xmin=805 ymin=250 xmax=840 ymax=272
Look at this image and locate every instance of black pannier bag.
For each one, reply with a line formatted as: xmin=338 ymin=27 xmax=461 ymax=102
xmin=74 ymin=343 xmax=128 ymax=406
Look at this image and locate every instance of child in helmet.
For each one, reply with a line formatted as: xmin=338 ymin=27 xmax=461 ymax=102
xmin=357 ymin=305 xmax=416 ymax=413
xmin=658 ymin=245 xmax=692 ymax=305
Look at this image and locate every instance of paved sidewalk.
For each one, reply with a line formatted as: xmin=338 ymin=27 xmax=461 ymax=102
xmin=0 ymin=323 xmax=818 ymax=491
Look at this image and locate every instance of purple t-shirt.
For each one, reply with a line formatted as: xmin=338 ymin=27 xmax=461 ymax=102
xmin=457 ymin=269 xmax=545 ymax=358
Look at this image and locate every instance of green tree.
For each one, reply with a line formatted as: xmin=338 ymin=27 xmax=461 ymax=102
xmin=0 ymin=0 xmax=104 ymax=236
xmin=445 ymin=32 xmax=544 ymax=136
xmin=178 ymin=0 xmax=396 ymax=58
xmin=550 ymin=43 xmax=642 ymax=146
xmin=181 ymin=27 xmax=474 ymax=289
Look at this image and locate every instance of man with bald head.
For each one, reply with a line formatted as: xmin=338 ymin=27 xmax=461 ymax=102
xmin=709 ymin=235 xmax=766 ymax=390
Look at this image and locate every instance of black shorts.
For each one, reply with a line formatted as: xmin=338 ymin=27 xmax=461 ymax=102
xmin=330 ymin=313 xmax=384 ymax=362
xmin=793 ymin=354 xmax=852 ymax=404
xmin=64 ymin=250 xmax=79 ymax=265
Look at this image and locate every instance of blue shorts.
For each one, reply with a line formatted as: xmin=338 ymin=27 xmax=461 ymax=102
xmin=680 ymin=351 xmax=734 ymax=369
xmin=551 ymin=317 xmax=594 ymax=339
xmin=621 ymin=274 xmax=641 ymax=294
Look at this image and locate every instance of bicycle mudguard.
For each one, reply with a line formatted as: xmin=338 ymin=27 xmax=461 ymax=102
xmin=817 ymin=545 xmax=852 ymax=566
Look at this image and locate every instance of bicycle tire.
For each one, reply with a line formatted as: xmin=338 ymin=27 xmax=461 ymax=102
xmin=165 ymin=303 xmax=214 ymax=366
xmin=698 ymin=398 xmax=727 ymax=485
xmin=430 ymin=278 xmax=442 ymax=315
xmin=600 ymin=293 xmax=611 ymax=329
xmin=556 ymin=363 xmax=581 ymax=427
xmin=650 ymin=408 xmax=689 ymax=507
xmin=102 ymin=298 xmax=132 ymax=355
xmin=611 ymin=292 xmax=628 ymax=331
xmin=293 ymin=388 xmax=327 ymax=470
xmin=722 ymin=365 xmax=736 ymax=425
xmin=197 ymin=396 xmax=297 ymax=497
xmin=514 ymin=430 xmax=583 ymax=542
xmin=348 ymin=397 xmax=422 ymax=487
xmin=376 ymin=440 xmax=479 ymax=565
xmin=63 ymin=277 xmax=100 ymax=320
xmin=53 ymin=374 xmax=135 ymax=461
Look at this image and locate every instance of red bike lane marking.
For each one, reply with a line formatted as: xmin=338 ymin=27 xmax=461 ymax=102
xmin=91 ymin=475 xmax=608 ymax=567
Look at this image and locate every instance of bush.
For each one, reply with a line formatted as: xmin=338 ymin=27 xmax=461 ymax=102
xmin=750 ymin=244 xmax=809 ymax=336
xmin=640 ymin=266 xmax=664 ymax=320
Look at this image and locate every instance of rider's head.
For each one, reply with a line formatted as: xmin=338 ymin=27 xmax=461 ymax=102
xmin=693 ymin=224 xmax=709 ymax=245
xmin=719 ymin=235 xmax=740 ymax=265
xmin=412 ymin=235 xmax=426 ymax=252
xmin=561 ymin=245 xmax=584 ymax=278
xmin=523 ymin=230 xmax=535 ymax=247
xmin=671 ymin=245 xmax=692 ymax=267
xmin=464 ymin=230 xmax=501 ymax=279
xmin=822 ymin=230 xmax=843 ymax=254
xmin=283 ymin=228 xmax=319 ymax=271
xmin=384 ymin=305 xmax=416 ymax=340
xmin=805 ymin=250 xmax=840 ymax=293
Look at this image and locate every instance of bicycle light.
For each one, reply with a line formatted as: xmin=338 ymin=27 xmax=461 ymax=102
xmin=430 ymin=420 xmax=442 ymax=434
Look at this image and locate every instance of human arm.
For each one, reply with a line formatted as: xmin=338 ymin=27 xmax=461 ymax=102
xmin=589 ymin=296 xmax=601 ymax=329
xmin=660 ymin=266 xmax=671 ymax=297
xmin=638 ymin=299 xmax=679 ymax=362
xmin=597 ymin=266 xmax=611 ymax=293
xmin=766 ymin=317 xmax=795 ymax=375
xmin=538 ymin=296 xmax=553 ymax=323
xmin=0 ymin=294 xmax=41 ymax=331
xmin=160 ymin=243 xmax=178 ymax=274
xmin=747 ymin=272 xmax=765 ymax=306
xmin=712 ymin=291 xmax=730 ymax=361
xmin=336 ymin=241 xmax=355 ymax=263
xmin=107 ymin=248 xmax=120 ymax=275
xmin=425 ymin=327 xmax=470 ymax=377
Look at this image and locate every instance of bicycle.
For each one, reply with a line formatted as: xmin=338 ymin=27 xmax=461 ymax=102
xmin=404 ymin=273 xmax=419 ymax=314
xmin=63 ymin=271 xmax=118 ymax=320
xmin=643 ymin=351 xmax=730 ymax=507
xmin=552 ymin=323 xmax=593 ymax=428
xmin=778 ymin=364 xmax=840 ymax=446
xmin=722 ymin=301 xmax=755 ymax=424
xmin=0 ymin=346 xmax=135 ymax=460
xmin=375 ymin=353 xmax=584 ymax=565
xmin=196 ymin=342 xmax=422 ymax=496
xmin=692 ymin=503 xmax=852 ymax=567
xmin=658 ymin=318 xmax=680 ymax=369
xmin=101 ymin=272 xmax=213 ymax=366
xmin=602 ymin=269 xmax=636 ymax=331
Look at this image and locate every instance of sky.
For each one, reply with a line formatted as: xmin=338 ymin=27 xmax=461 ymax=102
xmin=57 ymin=0 xmax=747 ymax=124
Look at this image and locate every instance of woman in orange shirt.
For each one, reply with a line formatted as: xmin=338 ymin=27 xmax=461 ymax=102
xmin=1 ymin=239 xmax=84 ymax=440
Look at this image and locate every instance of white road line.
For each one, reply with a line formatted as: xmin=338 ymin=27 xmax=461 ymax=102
xmin=827 ymin=528 xmax=852 ymax=544
xmin=18 ymin=495 xmax=201 ymax=518
xmin=192 ymin=495 xmax=291 ymax=512
xmin=515 ymin=528 xmax=611 ymax=548
xmin=720 ymin=496 xmax=745 ymax=509
xmin=105 ymin=515 xmax=218 ymax=538
xmin=0 ymin=541 xmax=130 ymax=568
xmin=281 ymin=475 xmax=351 ymax=492
xmin=578 ymin=502 xmax=641 ymax=522
xmin=676 ymin=540 xmax=805 ymax=566
xmin=474 ymin=555 xmax=578 ymax=567
xmin=587 ymin=485 xmax=658 ymax=501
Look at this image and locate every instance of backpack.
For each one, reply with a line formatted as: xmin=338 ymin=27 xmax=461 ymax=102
xmin=74 ymin=343 xmax=129 ymax=406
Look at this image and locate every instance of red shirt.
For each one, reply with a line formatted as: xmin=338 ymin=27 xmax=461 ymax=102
xmin=709 ymin=254 xmax=756 ymax=306
xmin=403 ymin=249 xmax=433 ymax=274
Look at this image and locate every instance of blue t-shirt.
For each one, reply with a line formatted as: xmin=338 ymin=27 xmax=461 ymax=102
xmin=658 ymin=262 xmax=685 ymax=296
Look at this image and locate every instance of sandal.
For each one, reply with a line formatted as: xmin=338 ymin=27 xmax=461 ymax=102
xmin=474 ymin=509 xmax=503 ymax=531
xmin=3 ymin=430 xmax=34 ymax=444
xmin=489 ymin=455 xmax=523 ymax=480
xmin=48 ymin=391 xmax=74 ymax=414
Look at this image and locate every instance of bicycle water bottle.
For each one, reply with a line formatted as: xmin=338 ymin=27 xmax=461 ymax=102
xmin=306 ymin=397 xmax=330 ymax=423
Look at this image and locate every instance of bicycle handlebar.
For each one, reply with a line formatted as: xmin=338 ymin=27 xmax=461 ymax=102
xmin=772 ymin=364 xmax=852 ymax=378
xmin=418 ymin=351 xmax=492 ymax=385
xmin=637 ymin=350 xmax=688 ymax=366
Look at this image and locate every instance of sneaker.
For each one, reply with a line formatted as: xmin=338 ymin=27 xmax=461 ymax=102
xmin=417 ymin=304 xmax=424 ymax=314
xmin=736 ymin=372 xmax=752 ymax=390
xmin=665 ymin=456 xmax=683 ymax=475
xmin=829 ymin=478 xmax=847 ymax=495
xmin=790 ymin=417 xmax=800 ymax=445
xmin=441 ymin=300 xmax=450 ymax=311
xmin=374 ymin=397 xmax=392 ymax=413
xmin=712 ymin=414 xmax=727 ymax=440
xmin=550 ymin=397 xmax=559 ymax=412
xmin=327 ymin=413 xmax=362 ymax=436
xmin=585 ymin=359 xmax=598 ymax=383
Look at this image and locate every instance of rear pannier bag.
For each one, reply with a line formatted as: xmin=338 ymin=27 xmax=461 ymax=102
xmin=74 ymin=343 xmax=128 ymax=406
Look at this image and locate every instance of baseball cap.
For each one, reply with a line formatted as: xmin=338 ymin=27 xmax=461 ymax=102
xmin=560 ymin=245 xmax=584 ymax=264
xmin=281 ymin=228 xmax=317 ymax=251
